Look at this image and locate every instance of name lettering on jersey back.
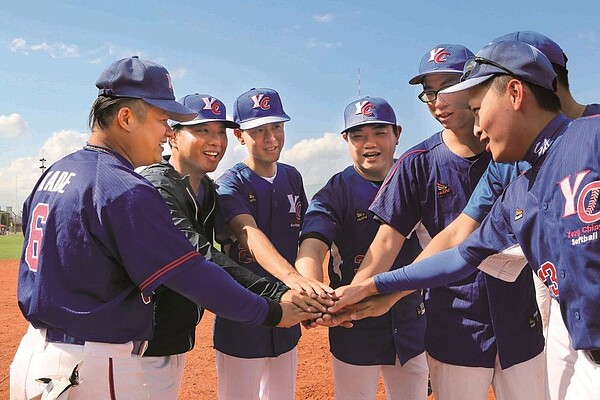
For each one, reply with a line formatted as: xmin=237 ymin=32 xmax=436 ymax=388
xmin=558 ymin=170 xmax=600 ymax=246
xmin=37 ymin=170 xmax=77 ymax=194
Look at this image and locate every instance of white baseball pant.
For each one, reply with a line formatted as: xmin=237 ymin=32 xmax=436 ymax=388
xmin=427 ymin=351 xmax=548 ymax=400
xmin=332 ymin=352 xmax=429 ymax=400
xmin=10 ymin=325 xmax=148 ymax=400
xmin=216 ymin=347 xmax=297 ymax=400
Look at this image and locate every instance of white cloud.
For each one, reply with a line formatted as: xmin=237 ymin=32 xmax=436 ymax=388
xmin=10 ymin=38 xmax=79 ymax=58
xmin=169 ymin=67 xmax=188 ymax=80
xmin=313 ymin=14 xmax=334 ymax=23
xmin=0 ymin=113 xmax=31 ymax=138
xmin=280 ymin=133 xmax=349 ymax=185
xmin=577 ymin=31 xmax=598 ymax=47
xmin=305 ymin=38 xmax=341 ymax=49
xmin=0 ymin=130 xmax=88 ymax=210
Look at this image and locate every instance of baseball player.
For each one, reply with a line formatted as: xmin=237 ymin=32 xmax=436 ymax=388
xmin=9 ymin=58 xmax=321 ymax=400
xmin=295 ymin=96 xmax=429 ymax=399
xmin=347 ymin=44 xmax=546 ymax=400
xmin=330 ymin=39 xmax=600 ymax=400
xmin=400 ymin=31 xmax=598 ymax=400
xmin=139 ymin=93 xmax=326 ymax=400
xmin=213 ymin=88 xmax=322 ymax=399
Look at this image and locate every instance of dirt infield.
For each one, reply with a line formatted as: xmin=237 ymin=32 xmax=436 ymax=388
xmin=0 ymin=259 xmax=494 ymax=399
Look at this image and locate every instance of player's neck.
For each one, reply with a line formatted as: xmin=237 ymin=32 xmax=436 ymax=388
xmin=442 ymin=127 xmax=486 ymax=158
xmin=169 ymin=155 xmax=206 ymax=196
xmin=557 ymin=86 xmax=586 ymax=119
xmin=88 ymin=131 xmax=134 ymax=166
xmin=244 ymin=157 xmax=277 ymax=178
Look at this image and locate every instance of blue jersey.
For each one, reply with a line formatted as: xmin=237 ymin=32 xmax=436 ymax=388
xmin=464 ymin=103 xmax=600 ymax=223
xmin=301 ymin=165 xmax=425 ymax=366
xmin=370 ymin=132 xmax=543 ymax=369
xmin=18 ymin=146 xmax=269 ymax=343
xmin=460 ymin=114 xmax=600 ymax=351
xmin=214 ymin=162 xmax=307 ymax=358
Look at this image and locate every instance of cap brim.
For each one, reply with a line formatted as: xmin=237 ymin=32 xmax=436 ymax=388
xmin=143 ymin=98 xmax=198 ymax=122
xmin=408 ymin=70 xmax=463 ymax=85
xmin=440 ymin=75 xmax=494 ymax=94
xmin=341 ymin=120 xmax=395 ymax=134
xmin=175 ymin=118 xmax=240 ymax=129
xmin=238 ymin=115 xmax=290 ymax=130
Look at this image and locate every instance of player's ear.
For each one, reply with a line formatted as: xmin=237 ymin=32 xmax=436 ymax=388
xmin=394 ymin=125 xmax=402 ymax=144
xmin=233 ymin=129 xmax=245 ymax=145
xmin=507 ymin=79 xmax=524 ymax=111
xmin=341 ymin=132 xmax=349 ymax=143
xmin=168 ymin=129 xmax=179 ymax=149
xmin=116 ymin=106 xmax=134 ymax=131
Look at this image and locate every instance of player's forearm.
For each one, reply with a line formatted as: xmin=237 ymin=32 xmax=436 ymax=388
xmin=295 ymin=238 xmax=328 ymax=282
xmin=374 ymin=247 xmax=475 ymax=294
xmin=242 ymin=226 xmax=299 ymax=282
xmin=415 ymin=213 xmax=480 ymax=262
xmin=352 ymin=224 xmax=405 ymax=283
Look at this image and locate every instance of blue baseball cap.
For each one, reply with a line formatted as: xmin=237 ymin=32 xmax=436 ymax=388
xmin=409 ymin=44 xmax=474 ymax=85
xmin=96 ymin=56 xmax=197 ymax=122
xmin=233 ymin=88 xmax=290 ymax=130
xmin=441 ymin=40 xmax=557 ymax=94
xmin=341 ymin=96 xmax=396 ymax=134
xmin=169 ymin=93 xmax=239 ymax=128
xmin=493 ymin=31 xmax=567 ymax=68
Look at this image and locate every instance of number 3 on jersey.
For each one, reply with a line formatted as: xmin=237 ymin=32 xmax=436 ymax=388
xmin=537 ymin=261 xmax=559 ymax=298
xmin=25 ymin=203 xmax=49 ymax=271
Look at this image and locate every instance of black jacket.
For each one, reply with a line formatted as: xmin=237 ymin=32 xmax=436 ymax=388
xmin=140 ymin=158 xmax=289 ymax=356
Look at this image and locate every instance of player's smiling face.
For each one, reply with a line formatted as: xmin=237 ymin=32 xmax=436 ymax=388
xmin=130 ymin=104 xmax=173 ymax=167
xmin=237 ymin=122 xmax=285 ymax=175
xmin=469 ymin=79 xmax=526 ymax=162
xmin=422 ymin=74 xmax=474 ymax=132
xmin=172 ymin=121 xmax=228 ymax=174
xmin=343 ymin=123 xmax=399 ymax=181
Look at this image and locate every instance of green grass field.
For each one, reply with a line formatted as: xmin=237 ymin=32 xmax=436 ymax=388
xmin=0 ymin=234 xmax=24 ymax=260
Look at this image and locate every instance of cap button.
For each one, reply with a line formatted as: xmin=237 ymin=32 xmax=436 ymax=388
xmin=132 ymin=55 xmax=139 ymax=59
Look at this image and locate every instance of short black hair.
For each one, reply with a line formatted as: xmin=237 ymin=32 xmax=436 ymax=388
xmin=88 ymin=96 xmax=147 ymax=130
xmin=491 ymin=75 xmax=561 ymax=113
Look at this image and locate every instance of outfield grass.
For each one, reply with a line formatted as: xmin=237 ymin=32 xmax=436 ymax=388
xmin=0 ymin=234 xmax=24 ymax=260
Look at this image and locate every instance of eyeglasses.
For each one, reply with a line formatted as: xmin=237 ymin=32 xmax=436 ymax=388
xmin=417 ymin=83 xmax=458 ymax=103
xmin=461 ymin=56 xmax=517 ymax=81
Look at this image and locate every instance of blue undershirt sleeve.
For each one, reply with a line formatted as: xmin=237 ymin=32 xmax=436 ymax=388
xmin=373 ymin=247 xmax=477 ymax=294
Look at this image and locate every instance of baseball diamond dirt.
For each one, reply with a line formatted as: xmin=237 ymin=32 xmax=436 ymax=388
xmin=0 ymin=259 xmax=494 ymax=399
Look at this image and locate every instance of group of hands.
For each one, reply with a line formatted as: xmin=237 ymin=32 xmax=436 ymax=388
xmin=275 ymin=273 xmax=406 ymax=329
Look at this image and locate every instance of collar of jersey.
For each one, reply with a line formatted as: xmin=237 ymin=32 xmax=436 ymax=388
xmin=522 ymin=113 xmax=571 ymax=167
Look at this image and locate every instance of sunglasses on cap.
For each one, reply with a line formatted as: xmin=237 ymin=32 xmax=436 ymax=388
xmin=461 ymin=56 xmax=517 ymax=81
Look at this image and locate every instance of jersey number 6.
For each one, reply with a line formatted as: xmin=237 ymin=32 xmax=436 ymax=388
xmin=25 ymin=203 xmax=49 ymax=272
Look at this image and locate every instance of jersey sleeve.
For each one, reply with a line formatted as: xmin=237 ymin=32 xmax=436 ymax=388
xmin=462 ymin=161 xmax=528 ymax=223
xmin=458 ymin=193 xmax=527 ymax=282
xmin=97 ymin=183 xmax=203 ymax=295
xmin=300 ymin=175 xmax=345 ymax=246
xmin=369 ymin=154 xmax=423 ymax=237
xmin=215 ymin=170 xmax=252 ymax=224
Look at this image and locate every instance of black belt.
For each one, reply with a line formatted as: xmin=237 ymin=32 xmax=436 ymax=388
xmin=586 ymin=349 xmax=600 ymax=365
xmin=46 ymin=330 xmax=147 ymax=356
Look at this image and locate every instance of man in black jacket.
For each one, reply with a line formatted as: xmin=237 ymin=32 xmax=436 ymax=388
xmin=140 ymin=93 xmax=328 ymax=399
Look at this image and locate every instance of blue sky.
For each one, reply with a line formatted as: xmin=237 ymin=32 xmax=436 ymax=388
xmin=1 ymin=0 xmax=599 ymax=210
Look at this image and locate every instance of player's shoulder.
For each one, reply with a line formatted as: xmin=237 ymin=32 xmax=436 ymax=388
xmin=564 ymin=115 xmax=600 ymax=145
xmin=276 ymin=162 xmax=302 ymax=176
xmin=397 ymin=131 xmax=443 ymax=163
xmin=216 ymin=162 xmax=247 ymax=183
